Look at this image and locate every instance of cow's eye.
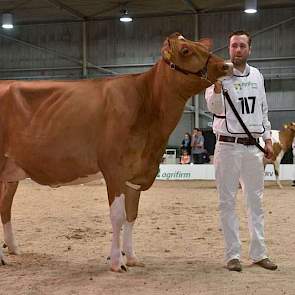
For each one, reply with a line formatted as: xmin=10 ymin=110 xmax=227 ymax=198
xmin=180 ymin=47 xmax=190 ymax=56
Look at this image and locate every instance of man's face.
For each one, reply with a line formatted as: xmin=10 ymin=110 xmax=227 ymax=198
xmin=229 ymin=34 xmax=251 ymax=67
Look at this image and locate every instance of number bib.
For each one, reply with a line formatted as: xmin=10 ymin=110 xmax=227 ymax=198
xmin=222 ymin=69 xmax=265 ymax=135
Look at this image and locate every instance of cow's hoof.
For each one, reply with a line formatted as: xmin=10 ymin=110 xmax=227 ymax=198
xmin=1 ymin=247 xmax=7 ymax=265
xmin=111 ymin=264 xmax=128 ymax=273
xmin=8 ymin=248 xmax=20 ymax=255
xmin=276 ymin=181 xmax=283 ymax=189
xmin=126 ymin=257 xmax=145 ymax=267
xmin=3 ymin=243 xmax=19 ymax=255
xmin=1 ymin=257 xmax=6 ymax=265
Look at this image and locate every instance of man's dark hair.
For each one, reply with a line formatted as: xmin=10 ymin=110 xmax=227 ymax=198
xmin=228 ymin=30 xmax=252 ymax=47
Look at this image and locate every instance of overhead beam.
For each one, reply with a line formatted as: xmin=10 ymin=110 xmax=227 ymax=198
xmin=182 ymin=0 xmax=199 ymax=13
xmin=46 ymin=0 xmax=86 ymax=20
xmin=88 ymin=3 xmax=122 ymax=18
xmin=213 ymin=15 xmax=295 ymax=54
xmin=3 ymin=0 xmax=33 ymax=13
xmin=0 ymin=32 xmax=117 ymax=75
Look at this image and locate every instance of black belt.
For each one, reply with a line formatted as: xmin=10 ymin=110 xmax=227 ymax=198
xmin=218 ymin=135 xmax=258 ymax=146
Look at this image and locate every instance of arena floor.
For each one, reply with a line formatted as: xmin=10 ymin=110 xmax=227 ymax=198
xmin=1 ymin=179 xmax=295 ymax=295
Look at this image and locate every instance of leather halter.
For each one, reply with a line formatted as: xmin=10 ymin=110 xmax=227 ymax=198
xmin=163 ymin=53 xmax=212 ymax=83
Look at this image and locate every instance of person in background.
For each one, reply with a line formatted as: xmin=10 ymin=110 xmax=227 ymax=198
xmin=191 ymin=128 xmax=206 ymax=163
xmin=180 ymin=150 xmax=191 ymax=164
xmin=180 ymin=132 xmax=191 ymax=156
xmin=205 ymin=30 xmax=277 ymax=272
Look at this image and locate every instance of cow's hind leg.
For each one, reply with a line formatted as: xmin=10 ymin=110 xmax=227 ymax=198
xmin=0 ymin=182 xmax=5 ymax=265
xmin=274 ymin=151 xmax=284 ymax=188
xmin=123 ymin=185 xmax=144 ymax=267
xmin=274 ymin=163 xmax=282 ymax=188
xmin=1 ymin=181 xmax=19 ymax=259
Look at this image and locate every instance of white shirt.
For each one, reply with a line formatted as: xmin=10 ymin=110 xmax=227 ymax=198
xmin=205 ymin=64 xmax=271 ymax=141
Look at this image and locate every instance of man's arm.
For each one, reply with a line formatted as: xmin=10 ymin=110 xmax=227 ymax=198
xmin=260 ymin=74 xmax=271 ymax=141
xmin=260 ymin=73 xmax=273 ymax=159
xmin=205 ymin=81 xmax=224 ymax=114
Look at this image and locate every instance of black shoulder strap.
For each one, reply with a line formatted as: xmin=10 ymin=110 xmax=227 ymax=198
xmin=222 ymin=89 xmax=266 ymax=154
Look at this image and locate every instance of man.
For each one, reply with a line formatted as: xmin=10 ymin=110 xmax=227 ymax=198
xmin=191 ymin=128 xmax=206 ymax=163
xmin=205 ymin=30 xmax=277 ymax=272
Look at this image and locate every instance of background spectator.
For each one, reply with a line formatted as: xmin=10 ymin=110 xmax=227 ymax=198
xmin=180 ymin=150 xmax=190 ymax=164
xmin=191 ymin=128 xmax=208 ymax=163
xmin=180 ymin=132 xmax=191 ymax=156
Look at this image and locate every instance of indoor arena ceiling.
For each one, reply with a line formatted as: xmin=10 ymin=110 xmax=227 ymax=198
xmin=0 ymin=0 xmax=294 ymax=25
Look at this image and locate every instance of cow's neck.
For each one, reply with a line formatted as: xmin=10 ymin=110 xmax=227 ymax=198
xmin=142 ymin=60 xmax=210 ymax=136
xmin=152 ymin=59 xmax=208 ymax=100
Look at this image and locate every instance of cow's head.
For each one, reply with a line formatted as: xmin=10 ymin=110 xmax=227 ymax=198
xmin=283 ymin=121 xmax=295 ymax=132
xmin=161 ymin=32 xmax=233 ymax=85
xmin=279 ymin=121 xmax=295 ymax=151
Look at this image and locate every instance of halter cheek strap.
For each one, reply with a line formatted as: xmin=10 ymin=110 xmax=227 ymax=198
xmin=163 ymin=53 xmax=213 ymax=83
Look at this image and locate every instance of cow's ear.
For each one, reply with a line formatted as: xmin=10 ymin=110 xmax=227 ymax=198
xmin=198 ymin=38 xmax=213 ymax=51
xmin=161 ymin=38 xmax=172 ymax=60
xmin=162 ymin=50 xmax=172 ymax=60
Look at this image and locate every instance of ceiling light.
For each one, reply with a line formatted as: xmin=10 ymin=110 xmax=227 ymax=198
xmin=244 ymin=0 xmax=257 ymax=14
xmin=2 ymin=13 xmax=14 ymax=29
xmin=120 ymin=9 xmax=132 ymax=22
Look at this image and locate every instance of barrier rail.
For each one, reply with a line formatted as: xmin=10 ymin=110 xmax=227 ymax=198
xmin=156 ymin=164 xmax=294 ymax=181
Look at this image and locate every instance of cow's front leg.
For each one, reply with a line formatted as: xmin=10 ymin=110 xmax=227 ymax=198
xmin=109 ymin=193 xmax=127 ymax=272
xmin=123 ymin=184 xmax=145 ymax=267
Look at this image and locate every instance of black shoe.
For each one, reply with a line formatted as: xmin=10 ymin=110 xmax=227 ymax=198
xmin=254 ymin=258 xmax=278 ymax=270
xmin=227 ymin=259 xmax=242 ymax=272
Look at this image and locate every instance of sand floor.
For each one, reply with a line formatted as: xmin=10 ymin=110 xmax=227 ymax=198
xmin=0 ymin=179 xmax=295 ymax=295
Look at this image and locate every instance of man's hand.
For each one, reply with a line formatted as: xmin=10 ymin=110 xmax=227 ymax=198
xmin=264 ymin=139 xmax=273 ymax=160
xmin=214 ymin=81 xmax=222 ymax=94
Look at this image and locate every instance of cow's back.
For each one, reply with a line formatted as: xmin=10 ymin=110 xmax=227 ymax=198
xmin=1 ymin=75 xmax=147 ymax=185
xmin=2 ymin=79 xmax=110 ymax=184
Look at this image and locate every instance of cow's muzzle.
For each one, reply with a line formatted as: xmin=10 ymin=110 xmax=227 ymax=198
xmin=218 ymin=61 xmax=233 ymax=81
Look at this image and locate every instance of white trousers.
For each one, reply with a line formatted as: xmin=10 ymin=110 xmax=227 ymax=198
xmin=214 ymin=141 xmax=268 ymax=263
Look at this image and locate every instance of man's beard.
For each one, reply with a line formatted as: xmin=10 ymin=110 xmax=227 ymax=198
xmin=232 ymin=56 xmax=247 ymax=67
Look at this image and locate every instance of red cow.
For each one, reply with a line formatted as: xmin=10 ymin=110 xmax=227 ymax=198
xmin=0 ymin=33 xmax=232 ymax=272
xmin=261 ymin=122 xmax=295 ymax=187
